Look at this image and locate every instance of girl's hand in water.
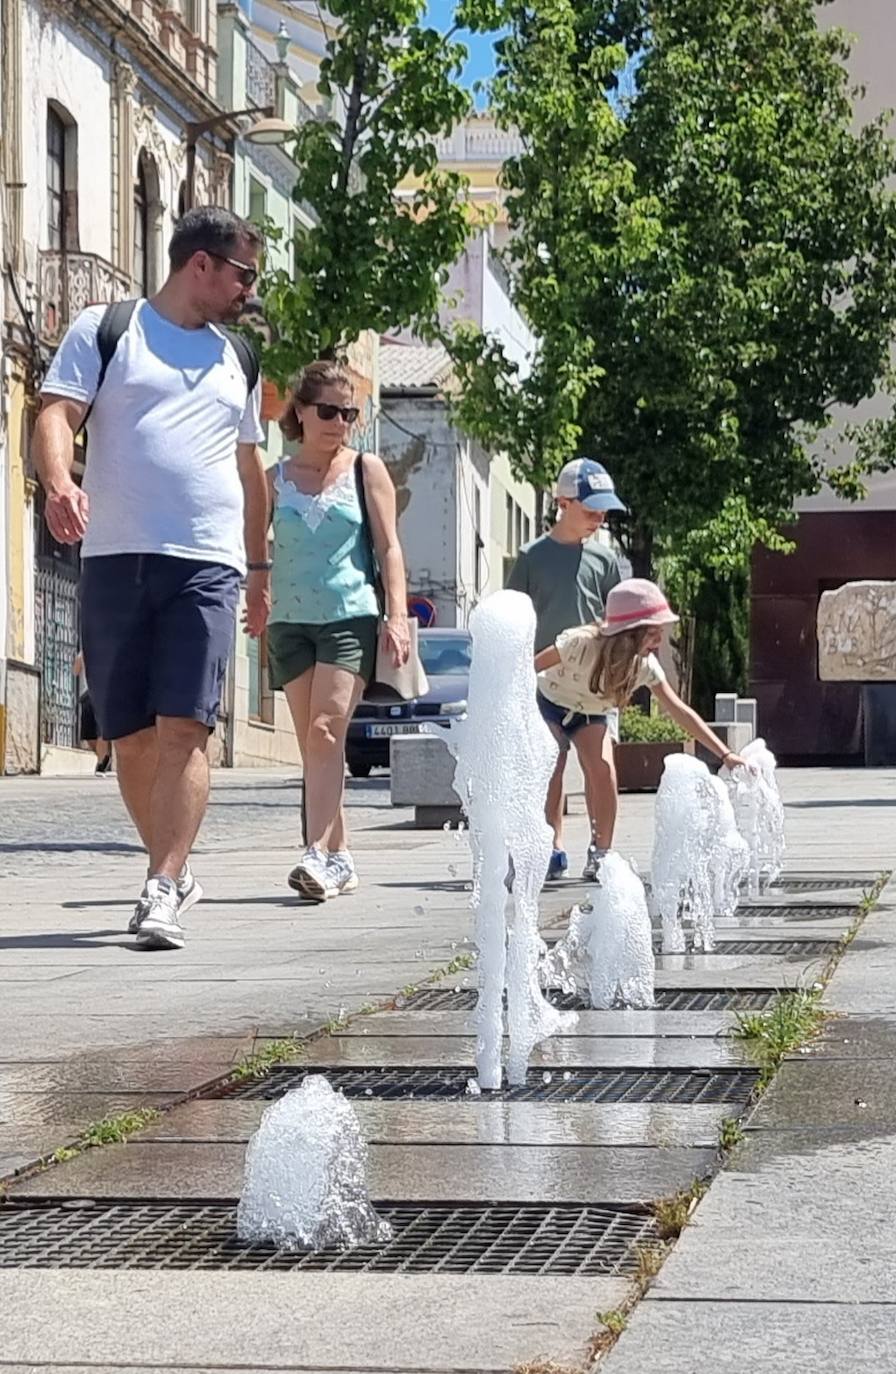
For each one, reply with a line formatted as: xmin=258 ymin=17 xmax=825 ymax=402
xmin=384 ymin=615 xmax=411 ymax=667
xmin=723 ymin=752 xmax=750 ymax=770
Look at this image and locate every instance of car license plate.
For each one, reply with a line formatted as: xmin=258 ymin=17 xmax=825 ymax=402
xmin=367 ymin=723 xmax=420 ymax=737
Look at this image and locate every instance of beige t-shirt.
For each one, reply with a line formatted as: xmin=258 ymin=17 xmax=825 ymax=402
xmin=538 ymin=626 xmax=666 ymax=716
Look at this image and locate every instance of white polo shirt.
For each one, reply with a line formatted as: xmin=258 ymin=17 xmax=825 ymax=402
xmin=41 ymin=299 xmax=264 ymax=574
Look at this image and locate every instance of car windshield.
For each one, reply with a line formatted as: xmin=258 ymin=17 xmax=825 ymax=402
xmin=419 ymin=633 xmax=471 ymax=677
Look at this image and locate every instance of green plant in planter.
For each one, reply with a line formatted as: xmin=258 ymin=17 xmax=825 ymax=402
xmin=619 ymin=706 xmax=689 ymax=745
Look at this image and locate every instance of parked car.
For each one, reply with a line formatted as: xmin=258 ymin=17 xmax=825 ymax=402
xmin=346 ymin=627 xmax=471 ymax=777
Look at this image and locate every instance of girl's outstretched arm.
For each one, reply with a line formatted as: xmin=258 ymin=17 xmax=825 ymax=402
xmin=651 ymin=680 xmax=747 ymax=768
xmin=534 ymin=646 xmax=561 ymax=672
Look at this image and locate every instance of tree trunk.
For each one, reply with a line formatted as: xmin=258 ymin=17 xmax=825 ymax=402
xmin=629 ymin=522 xmax=654 ymax=579
xmin=535 ymin=486 xmax=546 ymax=535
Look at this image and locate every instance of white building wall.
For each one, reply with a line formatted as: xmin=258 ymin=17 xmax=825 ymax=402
xmin=798 ymin=0 xmax=896 ymax=514
xmin=379 ymin=397 xmax=463 ymax=626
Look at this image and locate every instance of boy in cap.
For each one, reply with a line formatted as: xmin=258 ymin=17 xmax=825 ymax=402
xmin=507 ymin=458 xmax=626 ymax=879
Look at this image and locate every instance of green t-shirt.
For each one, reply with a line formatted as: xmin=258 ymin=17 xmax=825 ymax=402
xmin=507 ymin=533 xmax=623 ymax=652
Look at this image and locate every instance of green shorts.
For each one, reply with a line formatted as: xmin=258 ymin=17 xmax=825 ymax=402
xmin=267 ymin=616 xmax=379 ymax=690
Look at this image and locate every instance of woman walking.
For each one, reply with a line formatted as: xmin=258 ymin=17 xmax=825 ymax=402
xmin=268 ymin=361 xmax=410 ymax=901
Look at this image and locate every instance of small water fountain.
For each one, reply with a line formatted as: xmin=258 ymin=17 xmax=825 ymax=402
xmin=543 ymin=851 xmax=655 ymax=1008
xmin=236 ymin=1075 xmax=391 ymax=1251
xmin=722 ymin=737 xmax=785 ymax=895
xmin=442 ymin=590 xmax=577 ymax=1088
xmin=651 ymin=754 xmax=749 ymax=952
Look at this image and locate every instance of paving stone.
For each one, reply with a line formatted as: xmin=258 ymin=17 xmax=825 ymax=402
xmin=10 ymin=1138 xmax=714 ymax=1203
xmin=603 ymin=1299 xmax=896 ymax=1373
xmin=298 ymin=1033 xmax=752 ymax=1068
xmin=0 ymin=1270 xmax=628 ymax=1372
xmin=792 ymin=1013 xmax=896 ymax=1061
xmin=140 ymin=1098 xmax=730 ymax=1147
xmin=338 ymin=1009 xmax=740 ymax=1037
xmin=653 ymin=963 xmax=801 ymax=989
xmin=746 ymin=1059 xmax=896 ymax=1131
xmin=649 ymin=1128 xmax=896 ymax=1302
xmin=0 ymin=1037 xmax=261 ymax=1094
xmin=0 ymin=1092 xmax=179 ymax=1182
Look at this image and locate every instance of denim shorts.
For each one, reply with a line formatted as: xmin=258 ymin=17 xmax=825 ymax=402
xmin=80 ymin=554 xmax=241 ymax=741
xmin=537 ymin=691 xmax=609 ymax=741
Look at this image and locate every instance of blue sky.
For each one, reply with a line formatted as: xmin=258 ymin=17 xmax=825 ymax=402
xmin=424 ymin=0 xmax=503 ymax=99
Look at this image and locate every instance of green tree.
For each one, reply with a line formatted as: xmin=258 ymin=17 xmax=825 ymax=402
xmin=447 ymin=1 xmax=661 ymax=507
xmin=573 ymin=0 xmax=896 ymax=578
xmin=259 ymin=0 xmax=487 ymax=382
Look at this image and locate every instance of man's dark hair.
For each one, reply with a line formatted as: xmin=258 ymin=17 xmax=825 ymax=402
xmin=168 ymin=206 xmax=262 ymax=271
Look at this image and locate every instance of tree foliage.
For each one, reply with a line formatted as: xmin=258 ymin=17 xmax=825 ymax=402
xmin=451 ymin=0 xmax=896 ymax=578
xmin=447 ymin=1 xmax=661 ymax=491
xmin=259 ymin=0 xmax=484 ymax=382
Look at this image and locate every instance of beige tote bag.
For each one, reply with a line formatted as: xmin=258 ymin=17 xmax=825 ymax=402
xmin=355 ymin=452 xmax=429 ymax=702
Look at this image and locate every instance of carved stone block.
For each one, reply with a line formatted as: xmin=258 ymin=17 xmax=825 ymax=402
xmin=817 ymin=580 xmax=896 ymax=682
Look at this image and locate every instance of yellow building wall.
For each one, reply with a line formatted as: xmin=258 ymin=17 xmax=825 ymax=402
xmin=5 ymin=368 xmax=33 ymax=663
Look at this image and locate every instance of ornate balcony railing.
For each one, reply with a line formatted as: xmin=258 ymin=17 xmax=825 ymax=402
xmin=39 ymin=250 xmax=135 ymax=348
xmin=245 ymin=35 xmax=277 ymax=110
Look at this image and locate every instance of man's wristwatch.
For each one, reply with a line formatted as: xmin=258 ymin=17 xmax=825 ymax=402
xmin=247 ymin=561 xmax=273 ymax=572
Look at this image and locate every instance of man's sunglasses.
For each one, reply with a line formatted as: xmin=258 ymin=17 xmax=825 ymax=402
xmin=311 ymin=402 xmax=360 ymax=424
xmin=206 ymin=250 xmax=258 ymax=288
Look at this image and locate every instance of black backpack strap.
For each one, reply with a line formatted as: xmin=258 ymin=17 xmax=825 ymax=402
xmin=354 ymin=452 xmax=386 ymax=615
xmin=221 ymin=327 xmax=260 ymax=394
xmin=95 ymin=298 xmax=139 ymax=395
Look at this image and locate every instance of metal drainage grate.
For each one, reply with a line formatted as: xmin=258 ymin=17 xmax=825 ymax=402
xmin=739 ymin=905 xmax=857 ymax=922
xmin=700 ymin=938 xmax=838 ymax=957
xmin=772 ymin=877 xmax=870 ymax=893
xmin=404 ymin=986 xmax=780 ymax=1013
xmin=0 ymin=1199 xmax=655 ymax=1277
xmin=220 ymin=1065 xmax=758 ymax=1104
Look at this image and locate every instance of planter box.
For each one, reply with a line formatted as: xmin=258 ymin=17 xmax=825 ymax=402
xmin=614 ymin=739 xmax=694 ymax=793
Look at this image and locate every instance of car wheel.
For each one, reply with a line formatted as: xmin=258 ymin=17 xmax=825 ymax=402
xmin=348 ymin=760 xmax=372 ymax=779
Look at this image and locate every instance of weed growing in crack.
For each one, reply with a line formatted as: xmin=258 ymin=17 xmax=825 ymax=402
xmin=718 ymin=1116 xmax=745 ymax=1152
xmin=653 ymin=1178 xmax=708 ymax=1240
xmin=229 ymin=1036 xmax=305 ymax=1085
xmin=634 ymin=1240 xmax=670 ymax=1285
xmin=734 ymin=987 xmax=826 ymax=1089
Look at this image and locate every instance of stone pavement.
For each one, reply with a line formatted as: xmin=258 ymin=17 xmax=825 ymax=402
xmin=0 ymin=765 xmax=893 ymax=1371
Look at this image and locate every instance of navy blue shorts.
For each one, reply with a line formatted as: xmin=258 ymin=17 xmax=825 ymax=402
xmin=537 ymin=691 xmax=609 ymax=742
xmin=80 ymin=554 xmax=241 ymax=741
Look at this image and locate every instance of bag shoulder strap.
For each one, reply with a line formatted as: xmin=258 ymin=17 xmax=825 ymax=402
xmin=220 ymin=326 xmax=260 ymax=394
xmin=95 ymin=298 xmax=139 ymax=395
xmin=354 ymin=452 xmax=385 ymax=613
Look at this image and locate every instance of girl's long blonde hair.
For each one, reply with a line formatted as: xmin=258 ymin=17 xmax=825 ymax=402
xmin=577 ymin=624 xmax=653 ymax=708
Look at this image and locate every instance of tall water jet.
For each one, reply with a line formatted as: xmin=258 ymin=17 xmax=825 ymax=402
xmin=723 ymin=737 xmax=785 ymax=895
xmin=651 ymin=754 xmax=748 ymax=952
xmin=443 ymin=590 xmax=576 ymax=1088
xmin=237 ymin=1075 xmax=391 ymax=1251
xmin=543 ymin=852 xmax=655 ymax=1008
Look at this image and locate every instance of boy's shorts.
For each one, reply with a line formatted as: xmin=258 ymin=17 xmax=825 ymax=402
xmin=267 ymin=615 xmax=379 ymax=690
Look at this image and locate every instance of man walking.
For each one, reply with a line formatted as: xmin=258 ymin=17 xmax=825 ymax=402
xmin=508 ymin=458 xmax=625 ymax=880
xmin=33 ymin=207 xmax=270 ymax=950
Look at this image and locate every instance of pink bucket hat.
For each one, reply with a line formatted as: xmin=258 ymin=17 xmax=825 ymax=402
xmin=600 ymin=579 xmax=680 ymax=637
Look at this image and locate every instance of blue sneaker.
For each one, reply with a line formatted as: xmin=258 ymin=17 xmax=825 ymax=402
xmin=546 ymin=849 xmax=569 ymax=881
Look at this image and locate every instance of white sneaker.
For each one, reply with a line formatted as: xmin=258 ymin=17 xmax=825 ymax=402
xmin=288 ymin=846 xmax=337 ymax=902
xmin=583 ymin=845 xmax=607 ymax=882
xmin=327 ymin=850 xmax=359 ymax=895
xmin=129 ymin=863 xmax=202 ymax=934
xmin=135 ymin=876 xmax=185 ymax=950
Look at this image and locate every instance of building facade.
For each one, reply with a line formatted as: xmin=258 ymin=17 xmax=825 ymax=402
xmin=1 ymin=0 xmax=235 ymax=773
xmin=749 ymin=0 xmax=896 ymax=762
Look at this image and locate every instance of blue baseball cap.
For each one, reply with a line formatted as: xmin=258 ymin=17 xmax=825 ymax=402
xmin=556 ymin=458 xmax=627 ymax=513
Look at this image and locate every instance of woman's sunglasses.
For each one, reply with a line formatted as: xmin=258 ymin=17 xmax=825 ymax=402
xmin=310 ymin=402 xmax=360 ymax=424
